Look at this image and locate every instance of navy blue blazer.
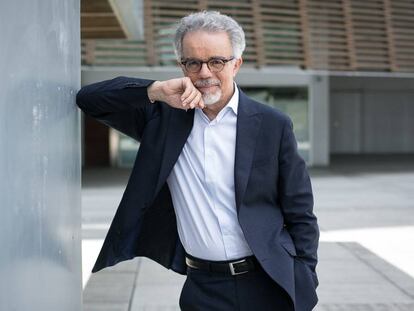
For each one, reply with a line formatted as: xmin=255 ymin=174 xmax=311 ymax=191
xmin=76 ymin=76 xmax=319 ymax=311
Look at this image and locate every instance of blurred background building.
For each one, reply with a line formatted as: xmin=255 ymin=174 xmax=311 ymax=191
xmin=80 ymin=0 xmax=414 ymax=167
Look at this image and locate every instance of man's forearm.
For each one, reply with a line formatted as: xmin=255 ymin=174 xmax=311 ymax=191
xmin=76 ymin=76 xmax=154 ymax=116
xmin=76 ymin=76 xmax=155 ymax=141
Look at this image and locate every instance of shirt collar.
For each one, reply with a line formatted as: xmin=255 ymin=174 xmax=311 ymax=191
xmin=226 ymin=82 xmax=239 ymax=116
xmin=196 ymin=82 xmax=239 ymax=124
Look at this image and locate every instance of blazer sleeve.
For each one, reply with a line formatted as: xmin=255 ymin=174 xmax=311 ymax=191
xmin=278 ymin=117 xmax=319 ymax=276
xmin=76 ymin=76 xmax=156 ymax=141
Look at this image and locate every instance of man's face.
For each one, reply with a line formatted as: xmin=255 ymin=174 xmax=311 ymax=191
xmin=181 ymin=31 xmax=242 ymax=106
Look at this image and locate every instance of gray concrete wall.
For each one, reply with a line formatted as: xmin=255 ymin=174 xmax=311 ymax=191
xmin=310 ymin=75 xmax=330 ymax=166
xmin=330 ymin=76 xmax=414 ymax=154
xmin=0 ymin=1 xmax=82 ymax=310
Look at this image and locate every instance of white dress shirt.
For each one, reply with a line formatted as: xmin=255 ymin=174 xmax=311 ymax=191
xmin=167 ymin=85 xmax=253 ymax=261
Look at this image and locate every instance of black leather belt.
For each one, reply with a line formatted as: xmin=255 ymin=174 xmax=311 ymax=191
xmin=185 ymin=255 xmax=258 ymax=276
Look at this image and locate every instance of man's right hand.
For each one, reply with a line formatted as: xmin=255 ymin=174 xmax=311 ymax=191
xmin=147 ymin=77 xmax=205 ymax=110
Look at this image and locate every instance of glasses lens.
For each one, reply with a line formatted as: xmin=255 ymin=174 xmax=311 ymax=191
xmin=186 ymin=60 xmax=201 ymax=72
xmin=208 ymin=59 xmax=225 ymax=72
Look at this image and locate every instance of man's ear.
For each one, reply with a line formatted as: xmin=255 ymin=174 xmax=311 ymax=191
xmin=233 ymin=57 xmax=243 ymax=77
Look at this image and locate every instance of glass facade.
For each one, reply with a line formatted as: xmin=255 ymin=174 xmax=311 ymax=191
xmin=117 ymin=135 xmax=140 ymax=167
xmin=243 ymin=87 xmax=310 ymax=162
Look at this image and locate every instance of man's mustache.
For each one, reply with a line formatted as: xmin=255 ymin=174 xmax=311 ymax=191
xmin=194 ymin=79 xmax=221 ymax=88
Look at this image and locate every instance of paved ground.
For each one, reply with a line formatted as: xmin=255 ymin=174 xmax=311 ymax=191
xmin=81 ymin=155 xmax=414 ymax=311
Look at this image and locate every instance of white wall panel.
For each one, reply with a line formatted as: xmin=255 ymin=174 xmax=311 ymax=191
xmin=330 ymin=77 xmax=414 ymax=154
xmin=363 ymin=92 xmax=414 ymax=153
xmin=330 ymin=92 xmax=362 ymax=153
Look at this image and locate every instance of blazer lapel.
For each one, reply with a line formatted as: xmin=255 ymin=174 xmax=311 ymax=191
xmin=234 ymin=90 xmax=263 ymax=210
xmin=154 ymin=108 xmax=194 ymax=195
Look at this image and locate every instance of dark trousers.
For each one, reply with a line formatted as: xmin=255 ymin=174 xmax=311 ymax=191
xmin=179 ymin=259 xmax=294 ymax=311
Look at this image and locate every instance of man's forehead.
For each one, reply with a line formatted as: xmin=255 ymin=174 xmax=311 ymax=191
xmin=182 ymin=30 xmax=229 ymax=43
xmin=182 ymin=31 xmax=232 ymax=55
xmin=182 ymin=56 xmax=228 ymax=63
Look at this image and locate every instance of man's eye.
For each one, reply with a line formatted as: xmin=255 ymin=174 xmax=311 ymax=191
xmin=210 ymin=59 xmax=223 ymax=65
xmin=187 ymin=60 xmax=200 ymax=66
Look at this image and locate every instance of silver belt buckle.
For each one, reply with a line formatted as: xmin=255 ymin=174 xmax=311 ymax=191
xmin=185 ymin=257 xmax=198 ymax=269
xmin=229 ymin=259 xmax=249 ymax=275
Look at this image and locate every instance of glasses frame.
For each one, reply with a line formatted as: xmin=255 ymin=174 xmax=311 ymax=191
xmin=180 ymin=56 xmax=235 ymax=73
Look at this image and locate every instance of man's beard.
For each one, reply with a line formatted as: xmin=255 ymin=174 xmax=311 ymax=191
xmin=202 ymin=91 xmax=221 ymax=106
xmin=194 ymin=79 xmax=221 ymax=106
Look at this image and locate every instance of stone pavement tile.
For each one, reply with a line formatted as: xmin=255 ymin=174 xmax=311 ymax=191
xmin=83 ymin=259 xmax=140 ymax=305
xmin=83 ymin=302 xmax=129 ymax=311
xmin=136 ymin=258 xmax=186 ymax=285
xmin=315 ymin=303 xmax=414 ymax=311
xmin=317 ymin=241 xmax=353 ymax=259
xmin=315 ymin=208 xmax=414 ymax=231
xmin=131 ymin=258 xmax=186 ymax=310
xmin=83 ymin=273 xmax=136 ymax=303
xmin=130 ymin=285 xmax=183 ymax=310
xmin=314 ymin=170 xmax=413 ymax=207
xmin=342 ymin=243 xmax=414 ymax=297
xmin=131 ymin=307 xmax=180 ymax=311
xmin=315 ymin=242 xmax=414 ymax=311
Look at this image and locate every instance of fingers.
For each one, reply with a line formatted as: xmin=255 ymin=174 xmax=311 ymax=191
xmin=181 ymin=78 xmax=204 ymax=109
xmin=187 ymin=91 xmax=204 ymax=109
xmin=180 ymin=78 xmax=193 ymax=103
xmin=182 ymin=88 xmax=199 ymax=109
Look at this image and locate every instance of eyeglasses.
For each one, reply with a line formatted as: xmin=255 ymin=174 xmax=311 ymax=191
xmin=181 ymin=56 xmax=235 ymax=73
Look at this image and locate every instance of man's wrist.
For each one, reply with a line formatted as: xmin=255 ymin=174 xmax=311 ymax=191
xmin=147 ymin=81 xmax=161 ymax=103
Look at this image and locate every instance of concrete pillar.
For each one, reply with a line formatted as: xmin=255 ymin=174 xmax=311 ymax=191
xmin=309 ymin=75 xmax=330 ymax=166
xmin=0 ymin=1 xmax=82 ymax=310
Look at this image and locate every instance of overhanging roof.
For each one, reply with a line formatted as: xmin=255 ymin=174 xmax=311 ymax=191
xmin=81 ymin=0 xmax=143 ymax=40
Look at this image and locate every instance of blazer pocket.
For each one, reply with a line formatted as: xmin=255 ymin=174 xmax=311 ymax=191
xmin=281 ymin=241 xmax=297 ymax=257
xmin=295 ymin=257 xmax=319 ymax=288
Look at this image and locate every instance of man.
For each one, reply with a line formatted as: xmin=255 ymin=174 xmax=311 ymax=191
xmin=77 ymin=11 xmax=319 ymax=311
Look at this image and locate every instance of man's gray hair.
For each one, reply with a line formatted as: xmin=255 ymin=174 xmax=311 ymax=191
xmin=173 ymin=11 xmax=246 ymax=61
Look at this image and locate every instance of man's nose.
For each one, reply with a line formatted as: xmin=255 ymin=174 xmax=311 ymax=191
xmin=198 ymin=63 xmax=213 ymax=78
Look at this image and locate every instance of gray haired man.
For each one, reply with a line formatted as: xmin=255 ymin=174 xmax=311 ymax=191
xmin=77 ymin=11 xmax=319 ymax=311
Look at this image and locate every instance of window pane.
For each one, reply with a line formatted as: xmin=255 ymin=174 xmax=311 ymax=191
xmin=243 ymin=87 xmax=310 ymax=162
